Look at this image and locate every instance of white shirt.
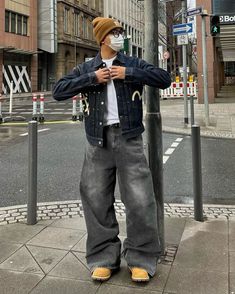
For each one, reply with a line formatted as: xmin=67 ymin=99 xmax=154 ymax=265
xmin=102 ymin=56 xmax=120 ymax=126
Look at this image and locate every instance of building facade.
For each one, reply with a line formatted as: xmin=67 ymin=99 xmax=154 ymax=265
xmin=55 ymin=0 xmax=103 ymax=81
xmin=0 ymin=0 xmax=38 ymax=95
xmin=196 ymin=0 xmax=235 ymax=103
xmin=103 ymin=0 xmax=144 ymax=58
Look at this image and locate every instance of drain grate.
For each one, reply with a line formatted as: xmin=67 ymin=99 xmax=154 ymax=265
xmin=160 ymin=244 xmax=178 ymax=265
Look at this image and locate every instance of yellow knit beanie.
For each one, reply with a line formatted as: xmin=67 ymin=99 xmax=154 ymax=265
xmin=92 ymin=17 xmax=123 ymax=45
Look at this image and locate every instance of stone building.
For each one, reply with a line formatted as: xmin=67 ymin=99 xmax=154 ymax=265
xmin=38 ymin=0 xmax=103 ymax=90
xmin=0 ymin=0 xmax=38 ymax=94
xmin=55 ymin=0 xmax=103 ymax=80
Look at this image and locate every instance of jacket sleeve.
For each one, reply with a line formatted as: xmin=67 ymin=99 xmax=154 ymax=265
xmin=53 ymin=66 xmax=97 ymax=101
xmin=125 ymin=58 xmax=171 ymax=89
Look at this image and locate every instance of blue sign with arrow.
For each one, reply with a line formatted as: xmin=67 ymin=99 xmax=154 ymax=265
xmin=173 ymin=23 xmax=193 ymax=35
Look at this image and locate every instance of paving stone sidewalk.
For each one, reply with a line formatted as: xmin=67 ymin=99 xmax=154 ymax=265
xmin=0 ymin=215 xmax=234 ymax=294
xmin=159 ymin=99 xmax=235 ymax=139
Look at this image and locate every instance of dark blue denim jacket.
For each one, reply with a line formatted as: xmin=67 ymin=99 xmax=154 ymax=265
xmin=53 ymin=52 xmax=171 ymax=146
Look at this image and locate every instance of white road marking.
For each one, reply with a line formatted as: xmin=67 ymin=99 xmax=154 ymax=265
xmin=175 ymin=138 xmax=183 ymax=142
xmin=163 ymin=155 xmax=169 ymax=164
xmin=165 ymin=148 xmax=175 ymax=155
xmin=19 ymin=128 xmax=50 ymax=137
xmin=38 ymin=128 xmax=50 ymax=133
xmin=163 ymin=137 xmax=183 ymax=165
xmin=19 ymin=132 xmax=29 ymax=137
xmin=171 ymin=142 xmax=180 ymax=148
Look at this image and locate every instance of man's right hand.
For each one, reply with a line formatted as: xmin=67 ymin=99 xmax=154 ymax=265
xmin=95 ymin=68 xmax=111 ymax=84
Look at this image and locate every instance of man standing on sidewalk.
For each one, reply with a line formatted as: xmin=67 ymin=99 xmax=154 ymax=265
xmin=53 ymin=17 xmax=171 ymax=282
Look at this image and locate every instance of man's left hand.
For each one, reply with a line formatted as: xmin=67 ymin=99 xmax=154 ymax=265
xmin=110 ymin=66 xmax=126 ymax=80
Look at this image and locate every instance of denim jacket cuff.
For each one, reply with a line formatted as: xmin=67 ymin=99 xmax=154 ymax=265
xmin=88 ymin=71 xmax=98 ymax=85
xmin=125 ymin=67 xmax=134 ymax=81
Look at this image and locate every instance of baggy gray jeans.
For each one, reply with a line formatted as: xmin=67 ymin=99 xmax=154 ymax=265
xmin=80 ymin=126 xmax=161 ymax=276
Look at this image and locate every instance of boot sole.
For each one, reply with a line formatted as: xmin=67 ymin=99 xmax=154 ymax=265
xmin=132 ymin=277 xmax=150 ymax=282
xmin=91 ymin=274 xmax=111 ymax=281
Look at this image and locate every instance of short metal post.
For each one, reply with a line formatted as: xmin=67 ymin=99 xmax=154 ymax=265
xmin=78 ymin=93 xmax=84 ymax=122
xmin=72 ymin=95 xmax=77 ymax=121
xmin=39 ymin=93 xmax=45 ymax=123
xmin=191 ymin=125 xmax=204 ymax=221
xmin=27 ymin=121 xmax=38 ymax=225
xmin=190 ymin=96 xmax=195 ymax=126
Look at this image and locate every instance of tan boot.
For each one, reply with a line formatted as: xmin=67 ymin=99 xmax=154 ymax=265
xmin=129 ymin=267 xmax=150 ymax=282
xmin=91 ymin=267 xmax=112 ymax=281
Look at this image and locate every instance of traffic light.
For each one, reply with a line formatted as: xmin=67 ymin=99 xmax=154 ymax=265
xmin=210 ymin=15 xmax=220 ymax=36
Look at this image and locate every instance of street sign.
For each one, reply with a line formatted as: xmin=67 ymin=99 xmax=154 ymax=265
xmin=220 ymin=15 xmax=235 ymax=24
xmin=187 ymin=7 xmax=202 ymax=17
xmin=173 ymin=23 xmax=193 ymax=35
xmin=177 ymin=34 xmax=189 ymax=45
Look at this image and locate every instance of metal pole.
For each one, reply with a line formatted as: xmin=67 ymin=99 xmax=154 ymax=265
xmin=191 ymin=125 xmax=204 ymax=221
xmin=27 ymin=121 xmax=38 ymax=225
xmin=144 ymin=0 xmax=165 ymax=254
xmin=182 ymin=0 xmax=189 ymax=124
xmin=201 ymin=14 xmax=210 ymax=126
xmin=190 ymin=96 xmax=195 ymax=126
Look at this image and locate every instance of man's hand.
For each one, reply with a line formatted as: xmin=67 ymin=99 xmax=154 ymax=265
xmin=110 ymin=66 xmax=126 ymax=80
xmin=95 ymin=68 xmax=111 ymax=84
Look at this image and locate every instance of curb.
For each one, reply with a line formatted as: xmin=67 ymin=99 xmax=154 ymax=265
xmin=162 ymin=126 xmax=235 ymax=139
xmin=1 ymin=200 xmax=235 ymax=226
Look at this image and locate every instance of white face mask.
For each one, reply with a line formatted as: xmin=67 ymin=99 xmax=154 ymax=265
xmin=108 ymin=34 xmax=124 ymax=52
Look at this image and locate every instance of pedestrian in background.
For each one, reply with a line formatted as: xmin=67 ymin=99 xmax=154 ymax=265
xmin=53 ymin=17 xmax=171 ymax=282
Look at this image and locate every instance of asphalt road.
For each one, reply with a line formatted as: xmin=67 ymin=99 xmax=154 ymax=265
xmin=0 ymin=123 xmax=235 ymax=207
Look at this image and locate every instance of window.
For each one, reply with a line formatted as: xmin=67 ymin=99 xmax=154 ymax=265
xmin=82 ymin=16 xmax=88 ymax=39
xmin=17 ymin=15 xmax=22 ymax=35
xmin=74 ymin=12 xmax=80 ymax=36
xmin=5 ymin=10 xmax=28 ymax=36
xmin=11 ymin=13 xmax=16 ymax=33
xmin=5 ymin=11 xmax=9 ymax=32
xmin=64 ymin=7 xmax=69 ymax=33
xmin=22 ymin=16 xmax=27 ymax=35
xmin=91 ymin=0 xmax=96 ymax=9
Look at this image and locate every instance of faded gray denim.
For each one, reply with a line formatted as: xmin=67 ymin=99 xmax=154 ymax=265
xmin=80 ymin=126 xmax=161 ymax=276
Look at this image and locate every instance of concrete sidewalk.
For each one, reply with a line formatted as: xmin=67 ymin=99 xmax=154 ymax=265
xmin=160 ymin=99 xmax=235 ymax=139
xmin=0 ymin=215 xmax=234 ymax=294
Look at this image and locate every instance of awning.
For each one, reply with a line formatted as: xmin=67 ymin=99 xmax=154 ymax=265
xmin=2 ymin=46 xmax=38 ymax=55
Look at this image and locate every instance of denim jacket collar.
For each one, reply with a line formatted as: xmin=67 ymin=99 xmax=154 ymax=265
xmin=93 ymin=51 xmax=126 ymax=68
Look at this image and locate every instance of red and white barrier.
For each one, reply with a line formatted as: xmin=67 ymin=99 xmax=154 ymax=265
xmin=32 ymin=93 xmax=38 ymax=121
xmin=160 ymin=82 xmax=197 ymax=99
xmin=39 ymin=93 xmax=45 ymax=122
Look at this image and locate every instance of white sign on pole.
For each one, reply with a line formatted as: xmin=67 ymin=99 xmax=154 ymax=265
xmin=179 ymin=66 xmax=190 ymax=73
xmin=177 ymin=34 xmax=189 ymax=45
